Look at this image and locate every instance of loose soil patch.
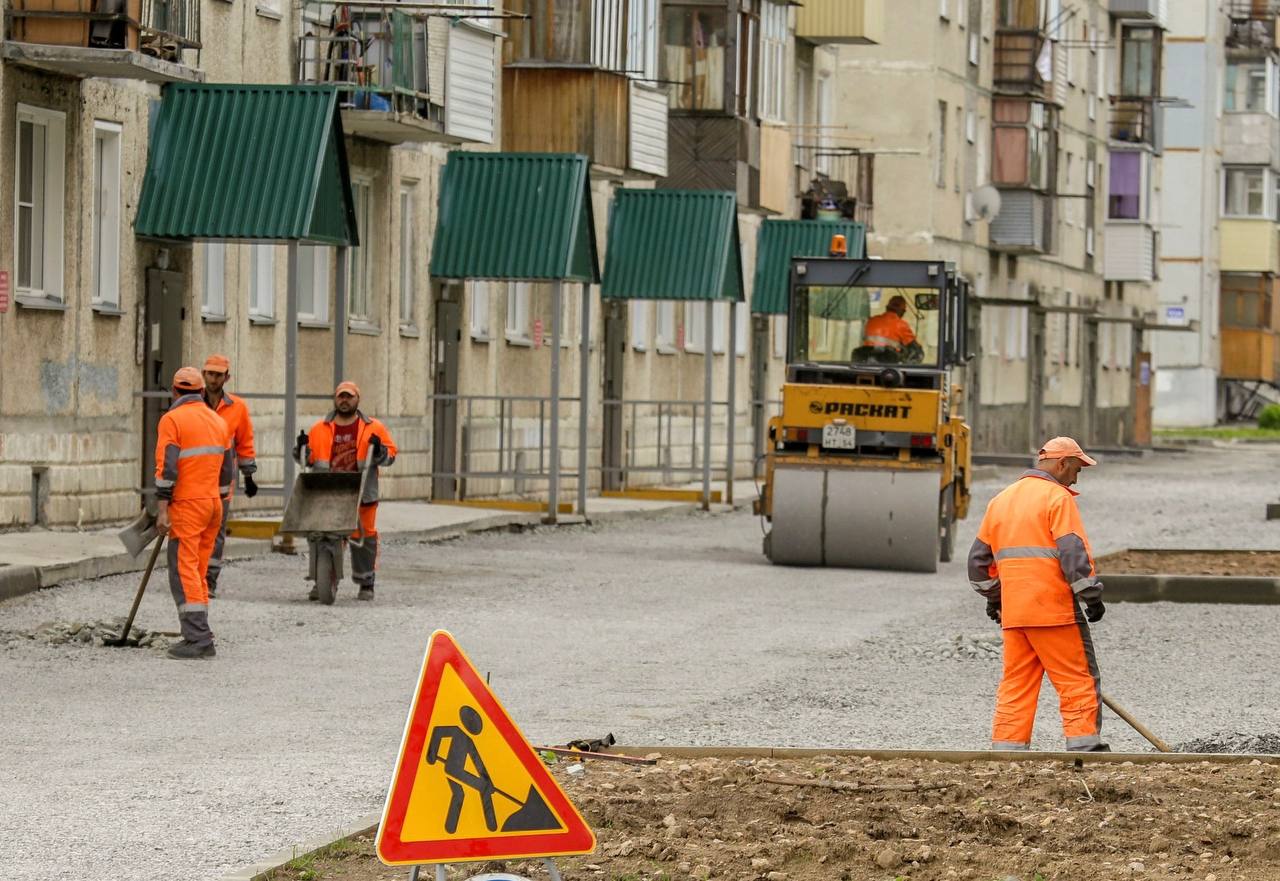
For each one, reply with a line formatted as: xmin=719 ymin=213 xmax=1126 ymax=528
xmin=264 ymin=755 xmax=1280 ymax=881
xmin=1098 ymin=550 xmax=1280 ymax=578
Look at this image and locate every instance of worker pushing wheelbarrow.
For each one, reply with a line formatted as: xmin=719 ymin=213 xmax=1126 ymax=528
xmin=282 ymin=381 xmax=398 ymax=604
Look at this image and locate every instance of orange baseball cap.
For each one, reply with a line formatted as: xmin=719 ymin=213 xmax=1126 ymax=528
xmin=335 ymin=380 xmax=361 ymax=398
xmin=1039 ymin=436 xmax=1097 ymax=467
xmin=203 ymin=354 xmax=230 ymax=373
xmin=173 ymin=366 xmax=203 ymax=391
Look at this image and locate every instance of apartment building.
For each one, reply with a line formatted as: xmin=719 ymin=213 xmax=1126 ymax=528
xmin=831 ymin=0 xmax=1166 ymax=453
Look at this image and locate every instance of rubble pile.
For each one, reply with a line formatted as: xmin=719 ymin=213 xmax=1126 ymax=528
xmin=15 ymin=619 xmax=175 ymax=649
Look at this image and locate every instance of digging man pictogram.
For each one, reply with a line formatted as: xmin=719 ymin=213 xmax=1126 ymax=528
xmin=426 ymin=705 xmax=561 ymax=835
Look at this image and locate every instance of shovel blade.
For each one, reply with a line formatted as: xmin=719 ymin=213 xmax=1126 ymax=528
xmin=118 ymin=512 xmax=158 ymax=557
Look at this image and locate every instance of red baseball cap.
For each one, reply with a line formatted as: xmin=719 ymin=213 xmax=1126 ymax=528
xmin=335 ymin=380 xmax=360 ymax=398
xmin=1039 ymin=436 xmax=1097 ymax=467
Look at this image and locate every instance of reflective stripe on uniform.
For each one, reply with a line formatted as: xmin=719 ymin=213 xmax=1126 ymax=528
xmin=864 ymin=334 xmax=902 ymax=348
xmin=971 ymin=577 xmax=999 ymax=592
xmin=180 ymin=445 xmax=227 ymax=459
xmin=991 ymin=741 xmax=1030 ymax=750
xmin=1065 ymin=734 xmax=1102 ymax=750
xmin=155 ymin=478 xmax=175 ymax=488
xmin=1071 ymin=575 xmax=1101 ymax=594
xmin=179 ymin=602 xmax=208 ymax=613
xmin=995 ymin=545 xmax=1061 ymax=561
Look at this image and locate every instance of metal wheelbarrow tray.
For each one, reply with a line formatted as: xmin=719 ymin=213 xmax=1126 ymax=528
xmin=279 ymin=470 xmax=365 ymax=536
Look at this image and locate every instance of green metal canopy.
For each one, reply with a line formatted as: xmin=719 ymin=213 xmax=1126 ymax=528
xmin=429 ymin=152 xmax=600 ymax=283
xmin=602 ymin=189 xmax=743 ymax=302
xmin=135 ymin=84 xmax=358 ymax=246
xmin=751 ymin=219 xmax=867 ymax=314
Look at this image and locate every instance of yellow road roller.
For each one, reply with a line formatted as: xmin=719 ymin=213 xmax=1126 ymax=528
xmin=755 ymin=256 xmax=973 ymax=572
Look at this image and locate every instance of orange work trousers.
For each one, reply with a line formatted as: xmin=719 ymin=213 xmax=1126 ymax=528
xmin=166 ymin=497 xmax=222 ymax=647
xmin=992 ymin=621 xmax=1102 ymax=751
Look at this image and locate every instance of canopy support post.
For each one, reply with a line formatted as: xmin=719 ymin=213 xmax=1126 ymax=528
xmin=702 ymin=299 xmax=713 ymax=512
xmin=548 ymin=280 xmax=563 ymax=524
xmin=577 ymin=282 xmax=591 ymax=517
xmin=284 ymin=242 xmax=300 ymax=505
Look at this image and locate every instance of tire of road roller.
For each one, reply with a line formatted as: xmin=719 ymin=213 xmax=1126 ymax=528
xmin=765 ymin=465 xmax=941 ymax=572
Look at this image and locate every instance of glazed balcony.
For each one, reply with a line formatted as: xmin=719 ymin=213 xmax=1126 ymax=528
xmin=794 ymin=0 xmax=883 ymax=45
xmin=990 ymin=189 xmax=1051 ymax=254
xmin=993 ymin=29 xmax=1066 ymax=106
xmin=3 ymin=0 xmax=201 ymax=82
xmin=1221 ymin=218 xmax=1280 ymax=274
xmin=1109 ymin=96 xmax=1160 ymax=148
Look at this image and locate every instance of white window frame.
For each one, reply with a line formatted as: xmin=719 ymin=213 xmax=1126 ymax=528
xmin=939 ymin=0 xmax=950 ymax=21
xmin=772 ymin=314 xmax=786 ymax=358
xmin=506 ymin=281 xmax=532 ymax=342
xmin=399 ymin=183 xmax=416 ymax=328
xmin=626 ymin=0 xmax=659 ymax=81
xmin=759 ymin=0 xmax=788 ymax=123
xmin=249 ymin=244 xmax=275 ymax=321
xmin=349 ymin=177 xmax=374 ymax=325
xmin=968 ymin=30 xmax=979 ymax=66
xmin=1223 ymin=167 xmax=1272 ymax=219
xmin=469 ymin=280 xmax=491 ymax=340
xmin=630 ymin=299 xmax=649 ymax=351
xmin=965 ymin=109 xmax=976 ymax=144
xmin=685 ymin=301 xmax=706 ymax=353
xmin=560 ymin=284 xmax=574 ymax=347
xmin=91 ymin=121 xmax=122 ymax=310
xmin=656 ymin=301 xmax=676 ymax=352
xmin=712 ymin=300 xmax=728 ymax=354
xmin=14 ymin=104 xmax=66 ymax=303
xmin=734 ymin=301 xmax=747 ymax=356
xmin=202 ymin=242 xmax=226 ymax=319
xmin=297 ymin=245 xmax=330 ymax=323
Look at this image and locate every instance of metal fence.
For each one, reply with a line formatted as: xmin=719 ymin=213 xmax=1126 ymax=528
xmin=601 ymin=398 xmax=735 ymax=490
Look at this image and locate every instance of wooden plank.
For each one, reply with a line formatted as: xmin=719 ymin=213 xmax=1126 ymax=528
xmin=615 ymin=744 xmax=1280 ymax=765
xmin=601 ymin=488 xmax=724 ymax=503
xmin=432 ymin=499 xmax=574 ymax=514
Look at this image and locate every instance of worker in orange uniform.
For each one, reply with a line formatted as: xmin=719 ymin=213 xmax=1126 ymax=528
xmin=202 ymin=354 xmax=258 ymax=598
xmin=860 ymin=295 xmax=921 ymax=358
xmin=155 ymin=367 xmax=233 ymax=660
xmin=967 ymin=437 xmax=1108 ymax=751
xmin=294 ymin=381 xmax=396 ymax=601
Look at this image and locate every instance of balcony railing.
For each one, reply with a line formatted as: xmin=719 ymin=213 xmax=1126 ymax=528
xmin=993 ymin=29 xmax=1058 ymax=104
xmin=1110 ymin=96 xmax=1158 ymax=146
xmin=1226 ymin=1 xmax=1277 ymax=50
xmin=8 ymin=0 xmax=200 ymax=58
xmin=297 ymin=4 xmax=439 ymax=123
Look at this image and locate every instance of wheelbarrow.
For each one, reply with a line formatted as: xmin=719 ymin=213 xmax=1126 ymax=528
xmin=279 ymin=446 xmax=375 ymax=605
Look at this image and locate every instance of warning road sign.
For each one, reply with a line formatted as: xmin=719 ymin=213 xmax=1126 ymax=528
xmin=376 ymin=630 xmax=596 ymax=866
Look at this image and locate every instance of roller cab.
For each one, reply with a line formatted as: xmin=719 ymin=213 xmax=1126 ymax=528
xmin=756 ymin=257 xmax=973 ymax=572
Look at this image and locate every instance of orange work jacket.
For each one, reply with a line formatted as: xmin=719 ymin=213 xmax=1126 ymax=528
xmin=863 ymin=311 xmax=916 ymax=349
xmin=967 ymin=469 xmax=1102 ymax=628
xmin=155 ymin=394 xmax=233 ymax=502
xmin=303 ymin=411 xmax=397 ymax=505
xmin=210 ymin=391 xmax=256 ymax=475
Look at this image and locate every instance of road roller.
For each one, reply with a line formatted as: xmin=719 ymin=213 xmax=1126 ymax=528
xmin=755 ymin=255 xmax=973 ymax=572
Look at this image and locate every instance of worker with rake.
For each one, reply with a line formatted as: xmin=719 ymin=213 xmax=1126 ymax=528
xmin=967 ymin=437 xmax=1108 ymax=751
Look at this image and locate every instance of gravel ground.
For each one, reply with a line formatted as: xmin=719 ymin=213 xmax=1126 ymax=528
xmin=1 ymin=445 xmax=1278 ymax=881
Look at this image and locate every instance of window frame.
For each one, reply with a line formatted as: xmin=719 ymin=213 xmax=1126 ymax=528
xmin=14 ymin=103 xmax=66 ymax=304
xmin=656 ymin=300 xmax=677 ymax=352
xmin=627 ymin=0 xmax=660 ymax=81
xmin=202 ymin=242 xmax=227 ymax=320
xmin=630 ymin=299 xmax=650 ymax=351
xmin=249 ymin=243 xmax=276 ymax=322
xmin=661 ymin=4 xmax=730 ymax=113
xmin=505 ymin=281 xmax=533 ymax=343
xmin=297 ymin=244 xmax=331 ymax=324
xmin=758 ymin=0 xmax=787 ymax=123
xmin=348 ymin=176 xmax=375 ymax=326
xmin=91 ymin=120 xmax=123 ymax=311
xmin=469 ymin=279 xmax=491 ymax=341
xmin=1223 ymin=166 xmax=1273 ymax=219
xmin=399 ymin=182 xmax=417 ymax=329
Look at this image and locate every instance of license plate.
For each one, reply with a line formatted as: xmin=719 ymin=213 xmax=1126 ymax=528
xmin=822 ymin=424 xmax=857 ymax=450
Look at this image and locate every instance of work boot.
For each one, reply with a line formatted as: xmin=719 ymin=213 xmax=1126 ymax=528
xmin=357 ymin=585 xmax=375 ymax=602
xmin=1086 ymin=742 xmax=1112 ymax=752
xmin=308 ymin=583 xmax=318 ymax=602
xmin=207 ymin=576 xmax=218 ymax=599
xmin=167 ymin=641 xmax=216 ymax=660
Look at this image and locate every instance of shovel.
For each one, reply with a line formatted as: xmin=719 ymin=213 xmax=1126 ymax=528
xmin=104 ymin=535 xmax=165 ymax=648
xmin=1102 ymin=692 xmax=1173 ymax=753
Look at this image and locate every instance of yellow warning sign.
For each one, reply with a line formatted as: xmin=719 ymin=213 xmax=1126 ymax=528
xmin=376 ymin=630 xmax=596 ymax=865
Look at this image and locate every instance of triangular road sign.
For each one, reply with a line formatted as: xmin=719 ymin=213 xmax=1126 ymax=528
xmin=376 ymin=630 xmax=597 ymax=866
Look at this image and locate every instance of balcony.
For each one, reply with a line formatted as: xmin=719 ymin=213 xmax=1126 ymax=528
xmin=1226 ymin=2 xmax=1278 ymax=51
xmin=795 ymin=0 xmax=883 ymax=45
xmin=2 ymin=0 xmax=200 ymax=82
xmin=1109 ymin=96 xmax=1160 ymax=148
xmin=1221 ymin=218 xmax=1279 ymax=274
xmin=503 ymin=67 xmax=668 ymax=176
xmin=1109 ymin=0 xmax=1167 ymax=22
xmin=1223 ymin=111 xmax=1280 ymax=165
xmin=993 ymin=30 xmax=1066 ymax=106
xmin=297 ymin=7 xmax=497 ymax=145
xmin=1221 ymin=273 xmax=1280 ymax=381
xmin=1104 ymin=222 xmax=1157 ymax=282
xmin=990 ymin=189 xmax=1051 ymax=254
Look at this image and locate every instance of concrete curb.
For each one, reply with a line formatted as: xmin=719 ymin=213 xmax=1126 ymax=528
xmin=219 ymin=813 xmax=380 ymax=881
xmin=1105 ymin=572 xmax=1280 ymax=604
xmin=0 ymin=564 xmax=39 ymax=601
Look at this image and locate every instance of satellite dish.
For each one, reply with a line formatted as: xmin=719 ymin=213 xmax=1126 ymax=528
xmin=971 ymin=185 xmax=1002 ymax=222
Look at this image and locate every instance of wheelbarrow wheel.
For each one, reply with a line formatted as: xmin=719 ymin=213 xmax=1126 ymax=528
xmin=316 ymin=544 xmax=338 ymax=606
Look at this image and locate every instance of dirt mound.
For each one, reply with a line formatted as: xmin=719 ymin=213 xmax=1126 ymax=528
xmin=5 ymin=619 xmax=175 ymax=649
xmin=1178 ymin=732 xmax=1280 ymax=755
xmin=267 ymin=754 xmax=1280 ymax=881
xmin=1098 ymin=550 xmax=1280 ymax=578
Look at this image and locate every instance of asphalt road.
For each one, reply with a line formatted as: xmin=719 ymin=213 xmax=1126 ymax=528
xmin=2 ymin=445 xmax=1278 ymax=880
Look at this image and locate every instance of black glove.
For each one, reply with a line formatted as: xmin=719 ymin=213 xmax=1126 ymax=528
xmin=986 ymin=601 xmax=1001 ymax=623
xmin=243 ymin=473 xmax=258 ymax=498
xmin=293 ymin=431 xmax=308 ymax=459
xmin=369 ymin=434 xmax=384 ymax=462
xmin=1085 ymin=600 xmax=1105 ymax=623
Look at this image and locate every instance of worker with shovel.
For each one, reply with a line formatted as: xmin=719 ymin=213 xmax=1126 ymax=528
xmin=967 ymin=437 xmax=1108 ymax=751
xmin=155 ymin=367 xmax=234 ymax=660
xmin=202 ymin=354 xmax=258 ymax=598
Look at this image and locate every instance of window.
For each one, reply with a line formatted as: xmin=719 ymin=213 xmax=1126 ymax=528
xmin=591 ymin=0 xmax=625 ymax=70
xmin=735 ymin=301 xmax=747 ymax=356
xmin=939 ymin=0 xmax=949 ymax=20
xmin=759 ymin=0 xmax=787 ymax=122
xmin=349 ymin=179 xmax=373 ymax=322
xmin=469 ymin=280 xmax=491 ymax=339
xmin=712 ymin=300 xmax=728 ymax=353
xmin=656 ymin=301 xmax=676 ymax=350
xmin=662 ymin=6 xmax=727 ymax=111
xmin=631 ymin=300 xmax=649 ymax=350
xmin=815 ymin=73 xmax=833 ymax=175
xmin=91 ymin=122 xmax=121 ymax=309
xmin=249 ymin=244 xmax=275 ymax=320
xmin=1225 ymin=61 xmax=1273 ymax=113
xmin=935 ymin=100 xmax=947 ymax=187
xmin=992 ymin=99 xmax=1050 ymax=190
xmin=1224 ymin=167 xmax=1270 ymax=217
xmin=735 ymin=0 xmax=759 ymax=118
xmin=957 ymin=0 xmax=967 ymax=28
xmin=965 ymin=109 xmax=976 ymax=144
xmin=506 ymin=281 xmax=532 ymax=340
xmin=1119 ymin=26 xmax=1159 ymax=97
xmin=297 ymin=245 xmax=330 ymax=322
xmin=627 ymin=0 xmax=659 ymax=80
xmin=772 ymin=314 xmax=786 ymax=358
xmin=15 ymin=105 xmax=66 ymax=301
xmin=560 ymin=285 xmax=574 ymax=345
xmin=968 ymin=30 xmax=979 ymax=66
xmin=399 ymin=184 xmax=416 ymax=327
xmin=686 ymin=300 xmax=707 ymax=352
xmin=1108 ymin=151 xmax=1142 ymax=219
xmin=202 ymin=243 xmax=226 ymax=318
